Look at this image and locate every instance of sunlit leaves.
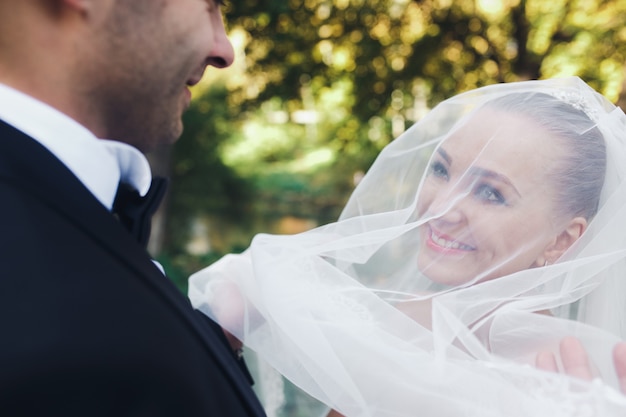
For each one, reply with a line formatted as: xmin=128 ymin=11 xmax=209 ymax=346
xmin=218 ymin=0 xmax=626 ymax=156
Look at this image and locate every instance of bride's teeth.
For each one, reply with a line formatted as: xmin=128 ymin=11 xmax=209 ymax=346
xmin=432 ymin=233 xmax=470 ymax=250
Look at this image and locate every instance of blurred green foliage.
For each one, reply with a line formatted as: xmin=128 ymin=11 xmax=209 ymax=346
xmin=159 ymin=0 xmax=626 ymax=293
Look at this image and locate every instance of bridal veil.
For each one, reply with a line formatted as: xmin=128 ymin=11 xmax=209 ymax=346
xmin=190 ymin=76 xmax=626 ymax=416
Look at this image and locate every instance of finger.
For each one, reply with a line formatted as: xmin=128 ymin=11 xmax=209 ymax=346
xmin=612 ymin=342 xmax=626 ymax=394
xmin=223 ymin=329 xmax=243 ymax=352
xmin=560 ymin=336 xmax=593 ymax=381
xmin=535 ymin=350 xmax=558 ymax=373
xmin=213 ymin=281 xmax=245 ymax=330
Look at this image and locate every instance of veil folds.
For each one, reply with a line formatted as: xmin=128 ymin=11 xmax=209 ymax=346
xmin=190 ymin=77 xmax=626 ymax=416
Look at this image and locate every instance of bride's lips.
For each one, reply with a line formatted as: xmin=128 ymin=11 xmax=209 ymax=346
xmin=424 ymin=225 xmax=475 ymax=253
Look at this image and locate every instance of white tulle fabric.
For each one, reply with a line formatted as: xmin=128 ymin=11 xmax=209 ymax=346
xmin=190 ymin=77 xmax=626 ymax=416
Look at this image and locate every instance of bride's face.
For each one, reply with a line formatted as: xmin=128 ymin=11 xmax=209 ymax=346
xmin=416 ymin=109 xmax=565 ymax=286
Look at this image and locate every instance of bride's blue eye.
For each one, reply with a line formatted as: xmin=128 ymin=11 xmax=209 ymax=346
xmin=429 ymin=161 xmax=449 ymax=180
xmin=474 ymin=183 xmax=506 ymax=204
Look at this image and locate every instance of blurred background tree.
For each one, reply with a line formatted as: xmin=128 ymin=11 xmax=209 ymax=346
xmin=150 ymin=0 xmax=626 ymax=293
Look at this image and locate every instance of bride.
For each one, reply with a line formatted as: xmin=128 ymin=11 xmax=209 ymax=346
xmin=189 ymin=76 xmax=626 ymax=416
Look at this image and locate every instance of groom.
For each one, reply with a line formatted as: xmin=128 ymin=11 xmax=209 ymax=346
xmin=0 ymin=0 xmax=265 ymax=416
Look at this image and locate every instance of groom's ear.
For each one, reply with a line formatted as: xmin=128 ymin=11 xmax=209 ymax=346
xmin=59 ymin=0 xmax=85 ymax=9
xmin=58 ymin=0 xmax=94 ymax=15
xmin=542 ymin=217 xmax=587 ymax=263
xmin=57 ymin=0 xmax=115 ymax=23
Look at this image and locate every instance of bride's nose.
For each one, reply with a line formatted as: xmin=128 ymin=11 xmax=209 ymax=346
xmin=426 ymin=185 xmax=469 ymax=224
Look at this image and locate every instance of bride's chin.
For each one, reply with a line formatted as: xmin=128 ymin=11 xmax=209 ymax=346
xmin=417 ymin=244 xmax=477 ymax=287
xmin=418 ymin=258 xmax=473 ymax=287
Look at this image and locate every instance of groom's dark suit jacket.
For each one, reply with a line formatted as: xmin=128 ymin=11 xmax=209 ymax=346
xmin=0 ymin=120 xmax=266 ymax=416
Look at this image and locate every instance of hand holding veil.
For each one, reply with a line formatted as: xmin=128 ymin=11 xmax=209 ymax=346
xmin=190 ymin=77 xmax=626 ymax=416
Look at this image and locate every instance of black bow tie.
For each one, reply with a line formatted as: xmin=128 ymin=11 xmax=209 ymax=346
xmin=112 ymin=176 xmax=169 ymax=248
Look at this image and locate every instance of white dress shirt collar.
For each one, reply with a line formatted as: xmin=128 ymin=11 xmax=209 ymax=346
xmin=0 ymin=83 xmax=152 ymax=210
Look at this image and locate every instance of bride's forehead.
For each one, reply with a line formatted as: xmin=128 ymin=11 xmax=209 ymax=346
xmin=442 ymin=110 xmax=552 ymax=155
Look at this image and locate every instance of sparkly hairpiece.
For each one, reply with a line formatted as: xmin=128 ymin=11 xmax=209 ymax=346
xmin=551 ymin=90 xmax=600 ymax=122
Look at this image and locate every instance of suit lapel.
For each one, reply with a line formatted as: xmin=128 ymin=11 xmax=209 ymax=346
xmin=0 ymin=120 xmax=265 ymax=415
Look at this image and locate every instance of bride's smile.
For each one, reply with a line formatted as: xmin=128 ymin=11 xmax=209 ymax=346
xmin=424 ymin=224 xmax=475 ymax=252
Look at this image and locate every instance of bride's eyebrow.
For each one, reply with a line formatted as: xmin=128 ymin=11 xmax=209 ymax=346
xmin=469 ymin=167 xmax=521 ymax=197
xmin=438 ymin=147 xmax=521 ymax=197
xmin=436 ymin=147 xmax=451 ymax=164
